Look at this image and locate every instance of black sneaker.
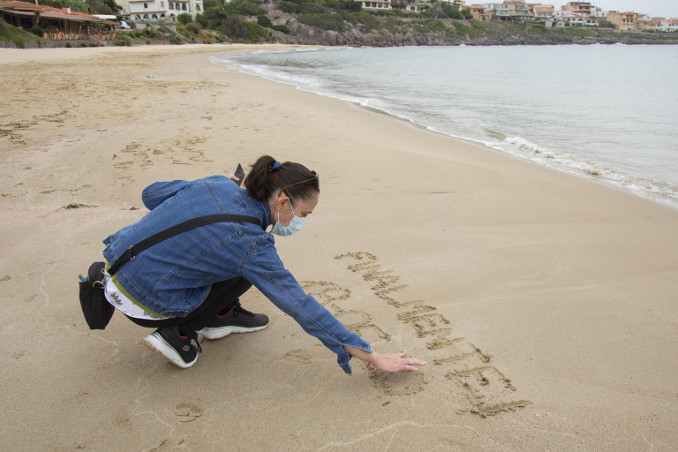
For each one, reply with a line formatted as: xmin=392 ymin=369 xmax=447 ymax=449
xmin=198 ymin=303 xmax=269 ymax=340
xmin=144 ymin=327 xmax=202 ymax=368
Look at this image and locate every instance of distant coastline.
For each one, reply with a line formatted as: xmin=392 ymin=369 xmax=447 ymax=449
xmin=270 ymin=17 xmax=678 ymax=47
xmin=3 ymin=13 xmax=678 ymax=49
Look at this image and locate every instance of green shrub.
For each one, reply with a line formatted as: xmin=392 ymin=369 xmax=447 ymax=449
xmin=414 ymin=18 xmax=448 ymax=33
xmin=298 ymin=12 xmax=345 ymax=31
xmin=272 ymin=24 xmax=291 ymax=34
xmin=341 ymin=11 xmax=378 ymax=31
xmin=186 ymin=22 xmax=201 ymax=34
xmin=168 ymin=33 xmax=183 ymax=44
xmin=195 ymin=12 xmax=208 ymax=28
xmin=144 ymin=27 xmax=156 ymax=38
xmin=562 ymin=25 xmax=599 ymax=37
xmin=441 ymin=3 xmax=462 ymax=19
xmin=257 ymin=14 xmax=273 ymax=28
xmin=30 ymin=26 xmax=45 ymax=37
xmin=243 ymin=20 xmax=266 ymax=41
xmin=300 ymin=3 xmax=326 ymax=14
xmin=221 ymin=16 xmax=265 ymax=42
xmin=177 ymin=13 xmax=192 ymax=25
xmin=452 ymin=21 xmax=471 ymax=36
xmin=232 ymin=0 xmax=265 ymax=16
xmin=529 ymin=23 xmax=546 ymax=33
xmin=65 ymin=42 xmax=72 ymax=47
xmin=342 ymin=0 xmax=361 ymax=12
xmin=277 ymin=1 xmax=300 ymax=13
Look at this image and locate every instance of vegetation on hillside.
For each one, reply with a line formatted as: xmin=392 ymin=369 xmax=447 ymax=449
xmin=186 ymin=0 xmax=678 ymax=45
xmin=3 ymin=0 xmax=678 ymax=47
xmin=0 ymin=16 xmax=47 ymax=47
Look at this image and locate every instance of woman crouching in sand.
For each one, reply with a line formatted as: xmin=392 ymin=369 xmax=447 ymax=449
xmin=102 ymin=155 xmax=425 ymax=375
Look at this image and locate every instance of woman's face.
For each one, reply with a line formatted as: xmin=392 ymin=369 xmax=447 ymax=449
xmin=276 ymin=192 xmax=319 ymax=227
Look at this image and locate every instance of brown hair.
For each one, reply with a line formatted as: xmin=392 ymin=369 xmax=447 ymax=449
xmin=244 ymin=155 xmax=319 ymax=204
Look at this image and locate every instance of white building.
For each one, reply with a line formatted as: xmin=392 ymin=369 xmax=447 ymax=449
xmin=483 ymin=3 xmax=508 ymax=19
xmin=355 ymin=0 xmax=391 ymax=11
xmin=552 ymin=12 xmax=599 ymax=27
xmin=657 ymin=18 xmax=678 ymax=32
xmin=589 ymin=5 xmax=605 ymax=18
xmin=128 ymin=0 xmax=203 ymax=21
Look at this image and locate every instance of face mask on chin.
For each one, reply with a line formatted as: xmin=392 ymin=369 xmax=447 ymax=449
xmin=271 ymin=203 xmax=306 ymax=236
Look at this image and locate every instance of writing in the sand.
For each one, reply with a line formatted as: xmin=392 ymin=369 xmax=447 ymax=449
xmin=301 ymin=252 xmax=529 ymax=418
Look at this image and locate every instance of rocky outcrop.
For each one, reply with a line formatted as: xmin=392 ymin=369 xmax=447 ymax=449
xmin=273 ymin=18 xmax=678 ymax=47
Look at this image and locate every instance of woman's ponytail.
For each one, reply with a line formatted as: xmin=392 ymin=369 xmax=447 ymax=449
xmin=244 ymin=155 xmax=319 ymax=203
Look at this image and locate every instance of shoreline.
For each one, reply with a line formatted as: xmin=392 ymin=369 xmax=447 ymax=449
xmin=2 ymin=44 xmax=678 ymax=450
xmin=214 ymin=46 xmax=678 ymax=212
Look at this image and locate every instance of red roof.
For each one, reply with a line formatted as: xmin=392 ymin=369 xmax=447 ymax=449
xmin=0 ymin=0 xmax=116 ymax=24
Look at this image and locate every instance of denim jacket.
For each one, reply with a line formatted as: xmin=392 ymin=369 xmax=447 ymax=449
xmin=103 ymin=175 xmax=371 ymax=373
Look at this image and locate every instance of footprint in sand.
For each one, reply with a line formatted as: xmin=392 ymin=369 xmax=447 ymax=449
xmin=282 ymin=349 xmax=313 ymax=364
xmin=174 ymin=403 xmax=203 ymax=422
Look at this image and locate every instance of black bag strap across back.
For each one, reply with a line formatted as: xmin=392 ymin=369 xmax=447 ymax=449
xmin=108 ymin=214 xmax=260 ymax=276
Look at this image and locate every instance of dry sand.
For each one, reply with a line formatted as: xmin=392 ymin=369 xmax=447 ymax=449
xmin=1 ymin=44 xmax=678 ymax=451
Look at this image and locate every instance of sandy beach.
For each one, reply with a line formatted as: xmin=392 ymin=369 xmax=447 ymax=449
xmin=1 ymin=44 xmax=678 ymax=451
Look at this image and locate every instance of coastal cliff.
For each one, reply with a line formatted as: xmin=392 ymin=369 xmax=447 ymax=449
xmin=273 ymin=18 xmax=678 ymax=46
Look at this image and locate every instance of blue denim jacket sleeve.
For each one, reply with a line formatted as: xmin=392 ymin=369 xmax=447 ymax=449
xmin=243 ymin=236 xmax=372 ymax=374
xmin=141 ymin=180 xmax=191 ymax=210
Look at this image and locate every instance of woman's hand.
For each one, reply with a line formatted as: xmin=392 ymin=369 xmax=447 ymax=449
xmin=345 ymin=346 xmax=426 ymax=373
xmin=370 ymin=352 xmax=426 ymax=373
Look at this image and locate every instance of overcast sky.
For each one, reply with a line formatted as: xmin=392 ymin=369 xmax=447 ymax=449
xmin=552 ymin=0 xmax=677 ymax=18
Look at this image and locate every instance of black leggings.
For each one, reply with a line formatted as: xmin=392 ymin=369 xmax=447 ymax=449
xmin=126 ymin=278 xmax=252 ymax=334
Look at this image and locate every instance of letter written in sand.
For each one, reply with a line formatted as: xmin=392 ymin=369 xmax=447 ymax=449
xmin=335 ymin=251 xmax=530 ymax=417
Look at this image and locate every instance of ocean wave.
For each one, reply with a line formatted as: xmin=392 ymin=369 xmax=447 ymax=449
xmin=488 ymin=135 xmax=678 ymax=209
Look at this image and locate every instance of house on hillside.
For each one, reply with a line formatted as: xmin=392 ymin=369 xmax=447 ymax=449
xmin=637 ymin=15 xmax=661 ymax=31
xmin=550 ymin=12 xmax=598 ymax=27
xmin=483 ymin=1 xmax=531 ymax=21
xmin=503 ymin=0 xmax=532 ymax=21
xmin=128 ymin=0 xmax=203 ymax=21
xmin=468 ymin=4 xmax=492 ymax=21
xmin=561 ymin=1 xmax=592 ymax=16
xmin=606 ymin=10 xmax=638 ymax=31
xmin=530 ymin=4 xmax=554 ymax=20
xmin=657 ymin=18 xmax=678 ymax=32
xmin=355 ymin=0 xmax=392 ymax=11
xmin=589 ymin=5 xmax=605 ymax=18
xmin=482 ymin=3 xmax=507 ymax=20
xmin=439 ymin=0 xmax=467 ymax=9
xmin=0 ymin=0 xmax=117 ymax=40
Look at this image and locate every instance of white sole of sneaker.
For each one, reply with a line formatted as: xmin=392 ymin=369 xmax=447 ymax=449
xmin=198 ymin=324 xmax=268 ymax=340
xmin=144 ymin=332 xmax=197 ymax=368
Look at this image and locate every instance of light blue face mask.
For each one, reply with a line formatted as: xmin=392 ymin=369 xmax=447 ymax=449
xmin=271 ymin=203 xmax=306 ymax=237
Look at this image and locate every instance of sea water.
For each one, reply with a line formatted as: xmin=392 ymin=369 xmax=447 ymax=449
xmin=212 ymin=45 xmax=678 ymax=209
